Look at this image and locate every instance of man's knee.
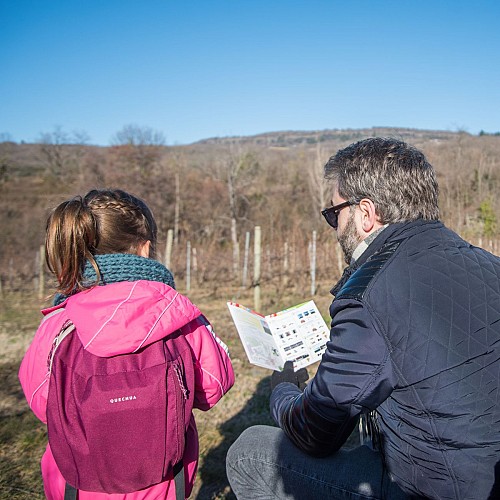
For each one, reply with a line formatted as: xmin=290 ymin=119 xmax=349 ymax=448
xmin=226 ymin=425 xmax=282 ymax=498
xmin=227 ymin=425 xmax=275 ymax=467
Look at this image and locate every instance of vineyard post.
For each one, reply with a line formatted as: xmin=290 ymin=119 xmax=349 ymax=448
xmin=164 ymin=229 xmax=173 ymax=269
xmin=310 ymin=231 xmax=317 ymax=296
xmin=283 ymin=240 xmax=289 ymax=286
xmin=242 ymin=231 xmax=250 ymax=287
xmin=192 ymin=247 xmax=198 ymax=283
xmin=253 ymin=226 xmax=261 ymax=311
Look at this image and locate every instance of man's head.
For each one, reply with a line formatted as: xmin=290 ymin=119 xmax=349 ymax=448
xmin=323 ymin=138 xmax=440 ymax=263
xmin=324 ymin=137 xmax=440 ymax=223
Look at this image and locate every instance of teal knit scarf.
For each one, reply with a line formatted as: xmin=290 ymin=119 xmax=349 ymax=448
xmin=54 ymin=254 xmax=175 ymax=305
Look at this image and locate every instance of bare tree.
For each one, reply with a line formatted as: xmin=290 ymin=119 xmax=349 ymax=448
xmin=218 ymin=147 xmax=260 ymax=279
xmin=113 ymin=124 xmax=165 ymax=146
xmin=307 ymin=142 xmax=331 ymax=220
xmin=38 ymin=126 xmax=90 ymax=177
xmin=39 ymin=126 xmax=70 ymax=175
xmin=112 ymin=124 xmax=166 ymax=177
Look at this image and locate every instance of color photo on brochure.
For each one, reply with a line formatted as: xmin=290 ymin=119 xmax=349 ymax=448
xmin=227 ymin=300 xmax=330 ymax=371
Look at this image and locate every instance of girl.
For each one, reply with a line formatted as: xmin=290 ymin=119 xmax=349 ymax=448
xmin=19 ymin=189 xmax=234 ymax=499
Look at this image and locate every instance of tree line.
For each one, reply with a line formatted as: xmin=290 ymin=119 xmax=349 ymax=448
xmin=0 ymin=127 xmax=498 ymax=296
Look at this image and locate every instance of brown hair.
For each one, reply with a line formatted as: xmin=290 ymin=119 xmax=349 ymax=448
xmin=45 ymin=189 xmax=157 ymax=295
xmin=324 ymin=138 xmax=440 ymax=223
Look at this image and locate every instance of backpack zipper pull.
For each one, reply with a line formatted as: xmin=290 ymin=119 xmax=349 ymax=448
xmin=173 ymin=363 xmax=188 ymax=399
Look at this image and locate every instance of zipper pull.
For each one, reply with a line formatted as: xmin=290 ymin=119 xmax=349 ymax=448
xmin=173 ymin=363 xmax=188 ymax=399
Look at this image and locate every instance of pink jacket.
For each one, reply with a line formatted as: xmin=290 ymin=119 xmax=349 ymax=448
xmin=19 ymin=280 xmax=234 ymax=499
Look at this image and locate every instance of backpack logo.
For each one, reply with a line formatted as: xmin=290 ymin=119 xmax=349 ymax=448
xmin=46 ymin=320 xmax=195 ymax=494
xmin=109 ymin=395 xmax=137 ymax=403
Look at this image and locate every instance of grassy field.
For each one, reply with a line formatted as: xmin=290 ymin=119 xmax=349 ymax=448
xmin=0 ymin=284 xmax=355 ymax=499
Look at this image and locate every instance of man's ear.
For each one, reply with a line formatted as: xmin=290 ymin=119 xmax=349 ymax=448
xmin=137 ymin=240 xmax=151 ymax=258
xmin=358 ymin=198 xmax=379 ymax=233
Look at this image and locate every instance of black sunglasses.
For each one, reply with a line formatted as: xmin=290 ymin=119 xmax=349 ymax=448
xmin=321 ymin=201 xmax=356 ymax=229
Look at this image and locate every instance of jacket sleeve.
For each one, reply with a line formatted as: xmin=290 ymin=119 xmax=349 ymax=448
xmin=271 ymin=299 xmax=396 ymax=457
xmin=18 ymin=310 xmax=67 ymax=424
xmin=183 ymin=315 xmax=235 ymax=410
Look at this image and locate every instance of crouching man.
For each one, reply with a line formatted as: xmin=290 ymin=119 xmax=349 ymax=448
xmin=226 ymin=138 xmax=500 ymax=500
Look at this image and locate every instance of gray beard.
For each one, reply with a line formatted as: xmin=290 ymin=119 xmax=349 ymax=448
xmin=337 ymin=212 xmax=361 ymax=265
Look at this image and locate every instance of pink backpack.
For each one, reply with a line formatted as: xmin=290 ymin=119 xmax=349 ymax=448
xmin=46 ymin=318 xmax=195 ymax=496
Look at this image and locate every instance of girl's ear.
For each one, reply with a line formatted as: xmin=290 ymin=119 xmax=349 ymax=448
xmin=137 ymin=240 xmax=151 ymax=258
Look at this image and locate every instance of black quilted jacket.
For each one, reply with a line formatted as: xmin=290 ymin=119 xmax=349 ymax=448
xmin=271 ymin=220 xmax=500 ymax=499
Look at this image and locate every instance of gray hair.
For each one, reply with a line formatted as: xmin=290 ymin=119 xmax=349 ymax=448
xmin=324 ymin=138 xmax=439 ymax=223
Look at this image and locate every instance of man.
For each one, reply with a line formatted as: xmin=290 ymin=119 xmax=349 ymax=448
xmin=226 ymin=138 xmax=500 ymax=499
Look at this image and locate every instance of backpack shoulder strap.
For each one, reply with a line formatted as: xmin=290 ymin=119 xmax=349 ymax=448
xmin=64 ymin=483 xmax=78 ymax=500
xmin=173 ymin=461 xmax=184 ymax=500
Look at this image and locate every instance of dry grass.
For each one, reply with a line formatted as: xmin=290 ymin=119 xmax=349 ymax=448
xmin=0 ymin=283 xmax=356 ymax=499
xmin=0 ymin=293 xmax=47 ymax=499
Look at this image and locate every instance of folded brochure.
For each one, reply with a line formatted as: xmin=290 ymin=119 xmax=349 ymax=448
xmin=227 ymin=300 xmax=330 ymax=371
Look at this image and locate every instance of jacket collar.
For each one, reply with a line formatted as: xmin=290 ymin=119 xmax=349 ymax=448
xmin=331 ymin=219 xmax=443 ymax=296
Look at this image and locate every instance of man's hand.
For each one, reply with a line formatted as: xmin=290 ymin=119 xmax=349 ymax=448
xmin=270 ymin=361 xmax=309 ymax=391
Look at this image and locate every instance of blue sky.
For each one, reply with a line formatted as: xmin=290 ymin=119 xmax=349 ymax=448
xmin=1 ymin=1 xmax=499 ymax=145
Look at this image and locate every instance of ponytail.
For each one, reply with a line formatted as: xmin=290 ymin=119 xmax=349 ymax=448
xmin=45 ymin=189 xmax=157 ymax=296
xmin=45 ymin=197 xmax=100 ymax=296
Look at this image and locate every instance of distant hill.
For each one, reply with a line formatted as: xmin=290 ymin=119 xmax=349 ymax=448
xmin=193 ymin=127 xmax=459 ymax=147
